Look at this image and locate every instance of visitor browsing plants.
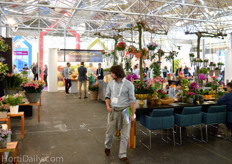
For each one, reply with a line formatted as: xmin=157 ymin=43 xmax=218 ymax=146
xmin=21 ymin=80 xmax=44 ymax=93
xmin=88 ymin=84 xmax=99 ymax=91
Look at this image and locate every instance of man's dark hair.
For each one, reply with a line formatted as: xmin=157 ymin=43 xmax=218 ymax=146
xmin=227 ymin=82 xmax=232 ymax=89
xmin=81 ymin=61 xmax=84 ymax=65
xmin=67 ymin=62 xmax=70 ymax=65
xmin=110 ymin=65 xmax=125 ymax=78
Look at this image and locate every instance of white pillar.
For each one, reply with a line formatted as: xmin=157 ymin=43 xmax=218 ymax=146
xmin=225 ymin=49 xmax=232 ymax=84
xmin=48 ymin=48 xmax=58 ymax=92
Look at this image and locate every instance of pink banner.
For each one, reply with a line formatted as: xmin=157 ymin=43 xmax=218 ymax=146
xmin=14 ymin=51 xmax=28 ymax=56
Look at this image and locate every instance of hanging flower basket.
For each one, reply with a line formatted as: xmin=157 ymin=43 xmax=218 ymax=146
xmin=196 ymin=62 xmax=202 ymax=67
xmin=218 ymin=65 xmax=222 ymax=69
xmin=116 ymin=42 xmax=127 ymax=51
xmin=148 ymin=50 xmax=154 ymax=59
xmin=147 ymin=42 xmax=158 ymax=51
xmin=203 ymin=62 xmax=208 ymax=67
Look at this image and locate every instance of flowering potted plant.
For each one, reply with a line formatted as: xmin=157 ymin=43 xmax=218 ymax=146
xmin=203 ymin=59 xmax=209 ymax=67
xmin=187 ymin=92 xmax=196 ymax=103
xmin=0 ymin=99 xmax=9 ymax=118
xmin=4 ymin=94 xmax=23 ymax=114
xmin=200 ymin=67 xmax=208 ymax=77
xmin=0 ymin=129 xmax=12 ymax=148
xmin=126 ymin=73 xmax=138 ymax=82
xmin=21 ymin=80 xmax=44 ymax=103
xmin=147 ymin=42 xmax=158 ymax=51
xmin=88 ymin=84 xmax=99 ymax=100
xmin=157 ymin=89 xmax=168 ymax=99
xmin=116 ymin=42 xmax=127 ymax=51
xmin=194 ymin=58 xmax=203 ymax=67
xmin=214 ymin=67 xmax=221 ymax=77
xmin=209 ymin=62 xmax=216 ymax=71
xmin=189 ymin=53 xmax=195 ymax=62
xmin=217 ymin=62 xmax=224 ymax=69
xmin=198 ymin=73 xmax=206 ymax=87
xmin=4 ymin=73 xmax=23 ymax=95
xmin=127 ymin=45 xmax=136 ymax=56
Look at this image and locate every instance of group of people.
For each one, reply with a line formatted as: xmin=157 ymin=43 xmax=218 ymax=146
xmin=13 ymin=63 xmax=48 ymax=87
xmin=63 ymin=62 xmax=104 ymax=98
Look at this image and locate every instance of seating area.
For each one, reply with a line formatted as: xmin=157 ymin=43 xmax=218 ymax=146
xmin=139 ymin=105 xmax=232 ymax=149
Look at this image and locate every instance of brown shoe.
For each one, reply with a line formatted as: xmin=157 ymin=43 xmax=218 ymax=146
xmin=120 ymin=157 xmax=129 ymax=164
xmin=104 ymin=148 xmax=110 ymax=156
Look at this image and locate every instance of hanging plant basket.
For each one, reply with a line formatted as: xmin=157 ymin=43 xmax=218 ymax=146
xmin=196 ymin=62 xmax=202 ymax=67
xmin=203 ymin=62 xmax=208 ymax=67
xmin=190 ymin=56 xmax=194 ymax=62
xmin=218 ymin=65 xmax=222 ymax=69
xmin=209 ymin=66 xmax=214 ymax=71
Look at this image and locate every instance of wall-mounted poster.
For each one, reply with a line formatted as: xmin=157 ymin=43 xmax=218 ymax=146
xmin=58 ymin=49 xmax=103 ymax=62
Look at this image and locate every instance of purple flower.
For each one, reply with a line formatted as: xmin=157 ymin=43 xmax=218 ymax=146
xmin=132 ymin=74 xmax=138 ymax=80
xmin=126 ymin=74 xmax=132 ymax=81
xmin=190 ymin=82 xmax=198 ymax=90
xmin=198 ymin=73 xmax=206 ymax=81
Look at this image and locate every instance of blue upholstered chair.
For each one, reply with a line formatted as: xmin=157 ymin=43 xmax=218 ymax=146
xmin=202 ymin=105 xmax=226 ymax=142
xmin=175 ymin=106 xmax=203 ymax=144
xmin=140 ymin=108 xmax=175 ymax=150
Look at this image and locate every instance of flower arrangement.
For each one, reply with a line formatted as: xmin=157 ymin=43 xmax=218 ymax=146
xmin=0 ymin=39 xmax=10 ymax=53
xmin=88 ymin=84 xmax=98 ymax=91
xmin=187 ymin=92 xmax=196 ymax=98
xmin=134 ymin=82 xmax=154 ymax=95
xmin=189 ymin=81 xmax=200 ymax=94
xmin=157 ymin=89 xmax=168 ymax=99
xmin=209 ymin=62 xmax=216 ymax=66
xmin=0 ymin=99 xmax=9 ymax=112
xmin=198 ymin=73 xmax=206 ymax=81
xmin=147 ymin=42 xmax=158 ymax=50
xmin=0 ymin=63 xmax=8 ymax=74
xmin=127 ymin=45 xmax=137 ymax=54
xmin=194 ymin=58 xmax=203 ymax=62
xmin=116 ymin=42 xmax=127 ymax=51
xmin=200 ymin=67 xmax=208 ymax=74
xmin=217 ymin=62 xmax=224 ymax=66
xmin=147 ymin=76 xmax=162 ymax=90
xmin=0 ymin=129 xmax=11 ymax=141
xmin=189 ymin=53 xmax=194 ymax=57
xmin=126 ymin=73 xmax=138 ymax=81
xmin=4 ymin=73 xmax=23 ymax=89
xmin=21 ymin=80 xmax=44 ymax=93
xmin=4 ymin=94 xmax=23 ymax=106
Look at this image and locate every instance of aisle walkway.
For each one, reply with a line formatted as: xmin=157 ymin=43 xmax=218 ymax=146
xmin=9 ymin=91 xmax=232 ymax=164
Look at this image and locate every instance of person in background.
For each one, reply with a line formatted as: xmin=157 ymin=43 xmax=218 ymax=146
xmin=143 ymin=63 xmax=149 ymax=81
xmin=163 ymin=66 xmax=169 ymax=78
xmin=133 ymin=65 xmax=139 ymax=78
xmin=78 ymin=62 xmax=88 ymax=99
xmin=96 ymin=63 xmax=104 ymax=83
xmin=87 ymin=63 xmax=94 ymax=86
xmin=43 ymin=64 xmax=48 ymax=87
xmin=184 ymin=65 xmax=189 ymax=77
xmin=23 ymin=64 xmax=29 ymax=71
xmin=104 ymin=65 xmax=135 ymax=164
xmin=32 ymin=62 xmax=41 ymax=81
xmin=13 ymin=65 xmax=19 ymax=74
xmin=63 ymin=62 xmax=72 ymax=95
xmin=218 ymin=82 xmax=232 ymax=129
xmin=30 ymin=62 xmax=35 ymax=70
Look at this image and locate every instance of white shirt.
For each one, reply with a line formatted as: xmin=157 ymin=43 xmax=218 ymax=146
xmin=133 ymin=69 xmax=139 ymax=77
xmin=14 ymin=68 xmax=19 ymax=74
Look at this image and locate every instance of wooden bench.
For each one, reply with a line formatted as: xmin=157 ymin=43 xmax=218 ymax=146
xmin=7 ymin=112 xmax=24 ymax=139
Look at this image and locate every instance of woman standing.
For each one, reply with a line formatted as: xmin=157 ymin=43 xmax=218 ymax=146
xmin=43 ymin=64 xmax=48 ymax=87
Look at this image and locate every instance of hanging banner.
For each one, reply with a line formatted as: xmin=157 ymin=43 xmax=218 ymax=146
xmin=58 ymin=49 xmax=103 ymax=62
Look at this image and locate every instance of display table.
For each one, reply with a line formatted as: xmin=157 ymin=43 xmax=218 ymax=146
xmin=128 ymin=100 xmax=218 ymax=149
xmin=19 ymin=102 xmax=40 ymax=122
xmin=0 ymin=142 xmax=18 ymax=164
xmin=70 ymin=80 xmax=78 ymax=94
xmin=7 ymin=112 xmax=24 ymax=139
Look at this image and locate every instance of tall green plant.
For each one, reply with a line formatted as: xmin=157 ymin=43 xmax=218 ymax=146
xmin=4 ymin=73 xmax=23 ymax=89
xmin=150 ymin=62 xmax=161 ymax=78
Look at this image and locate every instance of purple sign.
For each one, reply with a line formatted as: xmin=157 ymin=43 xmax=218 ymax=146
xmin=14 ymin=51 xmax=28 ymax=56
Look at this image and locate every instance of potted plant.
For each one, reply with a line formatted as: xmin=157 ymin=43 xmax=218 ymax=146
xmin=217 ymin=62 xmax=224 ymax=69
xmin=4 ymin=94 xmax=23 ymax=114
xmin=21 ymin=70 xmax=28 ymax=78
xmin=189 ymin=53 xmax=195 ymax=62
xmin=0 ymin=129 xmax=11 ymax=148
xmin=20 ymin=80 xmax=44 ymax=103
xmin=165 ymin=51 xmax=178 ymax=62
xmin=0 ymin=99 xmax=9 ymax=118
xmin=187 ymin=92 xmax=196 ymax=104
xmin=127 ymin=45 xmax=136 ymax=56
xmin=88 ymin=84 xmax=99 ymax=100
xmin=4 ymin=73 xmax=23 ymax=95
xmin=203 ymin=59 xmax=209 ymax=67
xmin=200 ymin=67 xmax=208 ymax=77
xmin=147 ymin=42 xmax=158 ymax=59
xmin=214 ymin=67 xmax=220 ymax=77
xmin=209 ymin=62 xmax=216 ymax=71
xmin=194 ymin=58 xmax=203 ymax=67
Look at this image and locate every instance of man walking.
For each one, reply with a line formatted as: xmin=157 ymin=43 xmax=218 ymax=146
xmin=32 ymin=62 xmax=41 ymax=80
xmin=63 ymin=62 xmax=72 ymax=95
xmin=78 ymin=62 xmax=87 ymax=99
xmin=104 ymin=65 xmax=135 ymax=164
xmin=43 ymin=64 xmax=48 ymax=87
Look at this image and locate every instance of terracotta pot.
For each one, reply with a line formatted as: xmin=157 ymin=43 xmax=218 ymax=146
xmin=90 ymin=91 xmax=98 ymax=100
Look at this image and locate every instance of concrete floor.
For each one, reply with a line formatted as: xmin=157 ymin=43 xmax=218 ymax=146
xmin=7 ymin=91 xmax=232 ymax=164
